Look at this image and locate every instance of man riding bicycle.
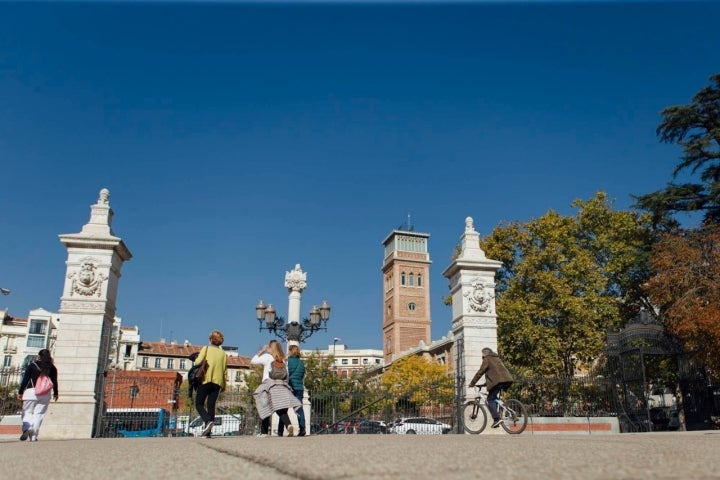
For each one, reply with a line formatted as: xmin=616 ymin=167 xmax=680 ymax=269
xmin=469 ymin=347 xmax=514 ymax=428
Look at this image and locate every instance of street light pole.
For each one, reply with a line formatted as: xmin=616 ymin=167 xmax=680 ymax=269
xmin=254 ymin=264 xmax=331 ymax=344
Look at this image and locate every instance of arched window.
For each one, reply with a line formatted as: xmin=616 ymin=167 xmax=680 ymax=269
xmin=409 ymin=273 xmax=415 ymax=286
xmin=417 ymin=274 xmax=422 ymax=287
xmin=401 ymin=272 xmax=406 ymax=286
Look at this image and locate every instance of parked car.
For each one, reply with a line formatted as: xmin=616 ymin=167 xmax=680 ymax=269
xmin=187 ymin=414 xmax=242 ymax=437
xmin=390 ymin=417 xmax=451 ymax=435
xmin=357 ymin=420 xmax=387 ymax=434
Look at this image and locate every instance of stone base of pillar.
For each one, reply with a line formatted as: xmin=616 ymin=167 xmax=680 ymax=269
xmin=38 ymin=395 xmax=97 ymax=439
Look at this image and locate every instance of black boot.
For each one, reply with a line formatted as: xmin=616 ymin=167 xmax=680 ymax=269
xmin=298 ymin=427 xmax=306 ymax=437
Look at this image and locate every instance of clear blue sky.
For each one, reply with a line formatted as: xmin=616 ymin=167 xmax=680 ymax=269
xmin=1 ymin=1 xmax=718 ymax=356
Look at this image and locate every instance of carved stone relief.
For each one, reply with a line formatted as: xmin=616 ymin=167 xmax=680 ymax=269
xmin=463 ymin=278 xmax=495 ymax=313
xmin=284 ymin=263 xmax=308 ymax=292
xmin=67 ymin=258 xmax=107 ymax=297
xmin=60 ymin=300 xmax=106 ymax=312
xmin=453 ymin=316 xmax=497 ymax=328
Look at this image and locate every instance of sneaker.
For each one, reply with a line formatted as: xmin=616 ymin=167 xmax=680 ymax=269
xmin=288 ymin=425 xmax=294 ymax=437
xmin=491 ymin=418 xmax=503 ymax=428
xmin=201 ymin=422 xmax=214 ymax=437
xmin=256 ymin=433 xmax=268 ymax=437
xmin=20 ymin=429 xmax=33 ymax=441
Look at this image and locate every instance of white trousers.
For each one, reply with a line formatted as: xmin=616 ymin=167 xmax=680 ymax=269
xmin=21 ymin=388 xmax=52 ymax=440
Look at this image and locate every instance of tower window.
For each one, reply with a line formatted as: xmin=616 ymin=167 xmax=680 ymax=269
xmin=409 ymin=273 xmax=414 ymax=286
xmin=417 ymin=275 xmax=422 ymax=287
xmin=408 ymin=302 xmax=416 ymax=311
xmin=401 ymin=273 xmax=406 ymax=286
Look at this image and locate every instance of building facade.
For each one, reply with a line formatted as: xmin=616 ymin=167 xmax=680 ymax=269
xmin=310 ymin=343 xmax=384 ymax=378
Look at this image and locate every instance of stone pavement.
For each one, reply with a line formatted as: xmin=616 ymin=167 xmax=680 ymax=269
xmin=2 ymin=431 xmax=719 ymax=480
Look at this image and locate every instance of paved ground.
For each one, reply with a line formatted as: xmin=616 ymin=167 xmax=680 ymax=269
xmin=2 ymin=431 xmax=719 ymax=479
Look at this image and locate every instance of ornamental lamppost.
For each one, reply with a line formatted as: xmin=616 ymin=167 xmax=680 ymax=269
xmin=254 ymin=264 xmax=331 ymax=343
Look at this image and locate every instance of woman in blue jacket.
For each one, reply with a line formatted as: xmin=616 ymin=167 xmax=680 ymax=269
xmin=287 ymin=344 xmax=307 ymax=436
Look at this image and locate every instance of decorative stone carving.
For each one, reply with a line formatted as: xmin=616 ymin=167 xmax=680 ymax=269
xmin=98 ymin=188 xmax=110 ymax=205
xmin=463 ymin=278 xmax=495 ymax=313
xmin=285 ymin=263 xmax=307 ymax=292
xmin=67 ymin=258 xmax=107 ymax=297
xmin=60 ymin=300 xmax=106 ymax=312
xmin=453 ymin=316 xmax=497 ymax=328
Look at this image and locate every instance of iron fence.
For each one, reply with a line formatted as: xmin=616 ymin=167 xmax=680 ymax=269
xmin=7 ymin=366 xmax=718 ymax=437
xmin=0 ymin=367 xmax=23 ymax=418
xmin=508 ymin=375 xmax=617 ymax=418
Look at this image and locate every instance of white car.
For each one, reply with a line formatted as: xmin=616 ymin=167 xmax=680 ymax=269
xmin=187 ymin=414 xmax=242 ymax=437
xmin=390 ymin=417 xmax=452 ymax=435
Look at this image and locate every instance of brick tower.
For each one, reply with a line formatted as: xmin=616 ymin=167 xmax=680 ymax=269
xmin=381 ymin=222 xmax=431 ymax=364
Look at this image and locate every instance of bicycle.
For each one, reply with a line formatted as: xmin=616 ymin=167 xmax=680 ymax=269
xmin=462 ymin=384 xmax=528 ymax=434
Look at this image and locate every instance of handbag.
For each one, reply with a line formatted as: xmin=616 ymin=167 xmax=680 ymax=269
xmin=193 ymin=348 xmax=209 ymax=383
xmin=34 ymin=374 xmax=54 ymax=396
xmin=31 ymin=362 xmax=54 ymax=395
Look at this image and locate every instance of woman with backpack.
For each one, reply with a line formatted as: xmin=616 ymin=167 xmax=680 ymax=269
xmin=18 ymin=349 xmax=59 ymax=442
xmin=251 ymin=340 xmax=300 ymax=436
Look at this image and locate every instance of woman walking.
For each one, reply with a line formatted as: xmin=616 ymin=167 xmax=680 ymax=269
xmin=194 ymin=330 xmax=228 ymax=438
xmin=18 ymin=349 xmax=59 ymax=442
xmin=251 ymin=340 xmax=300 ymax=436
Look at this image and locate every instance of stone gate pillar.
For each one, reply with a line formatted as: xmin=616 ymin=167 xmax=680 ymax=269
xmin=443 ymin=217 xmax=502 ymax=396
xmin=43 ymin=188 xmax=132 ymax=439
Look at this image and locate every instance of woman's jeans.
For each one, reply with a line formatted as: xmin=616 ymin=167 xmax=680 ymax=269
xmin=195 ymin=382 xmax=221 ymax=424
xmin=294 ymin=389 xmax=306 ymax=430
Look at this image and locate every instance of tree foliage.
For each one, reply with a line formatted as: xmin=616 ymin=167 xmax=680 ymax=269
xmin=381 ymin=355 xmax=454 ymax=407
xmin=303 ymin=351 xmax=348 ymax=393
xmin=633 ymin=73 xmax=720 ymax=223
xmin=480 ymin=192 xmax=655 ymax=376
xmin=645 ymin=223 xmax=720 ymax=379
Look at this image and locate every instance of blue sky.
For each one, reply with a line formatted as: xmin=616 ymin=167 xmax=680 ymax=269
xmin=1 ymin=1 xmax=718 ymax=356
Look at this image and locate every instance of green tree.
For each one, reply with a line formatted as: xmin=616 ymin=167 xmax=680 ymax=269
xmin=633 ymin=73 xmax=720 ymax=224
xmin=481 ymin=192 xmax=655 ymax=376
xmin=302 ymin=351 xmax=352 ymax=421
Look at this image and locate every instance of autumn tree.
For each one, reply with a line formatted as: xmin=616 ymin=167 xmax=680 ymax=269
xmin=381 ymin=355 xmax=454 ymax=412
xmin=633 ymin=73 xmax=720 ymax=224
xmin=644 ymin=223 xmax=720 ymax=379
xmin=480 ymin=192 xmax=655 ymax=376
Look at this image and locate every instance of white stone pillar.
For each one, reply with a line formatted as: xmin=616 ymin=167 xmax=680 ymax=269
xmin=284 ymin=264 xmax=306 ymax=348
xmin=442 ymin=217 xmax=502 ymax=396
xmin=43 ymin=189 xmax=132 ymax=439
xmin=282 ymin=264 xmax=311 ymax=431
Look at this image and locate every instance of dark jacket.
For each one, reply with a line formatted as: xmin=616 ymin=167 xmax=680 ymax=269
xmin=287 ymin=355 xmax=305 ymax=393
xmin=469 ymin=352 xmax=513 ymax=391
xmin=19 ymin=361 xmax=59 ymax=396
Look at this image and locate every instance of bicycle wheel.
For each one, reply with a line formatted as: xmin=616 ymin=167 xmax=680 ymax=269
xmin=462 ymin=400 xmax=487 ymax=434
xmin=500 ymin=399 xmax=528 ymax=434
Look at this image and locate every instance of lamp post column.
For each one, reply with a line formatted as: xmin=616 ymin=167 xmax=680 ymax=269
xmin=284 ymin=264 xmax=307 ymax=346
